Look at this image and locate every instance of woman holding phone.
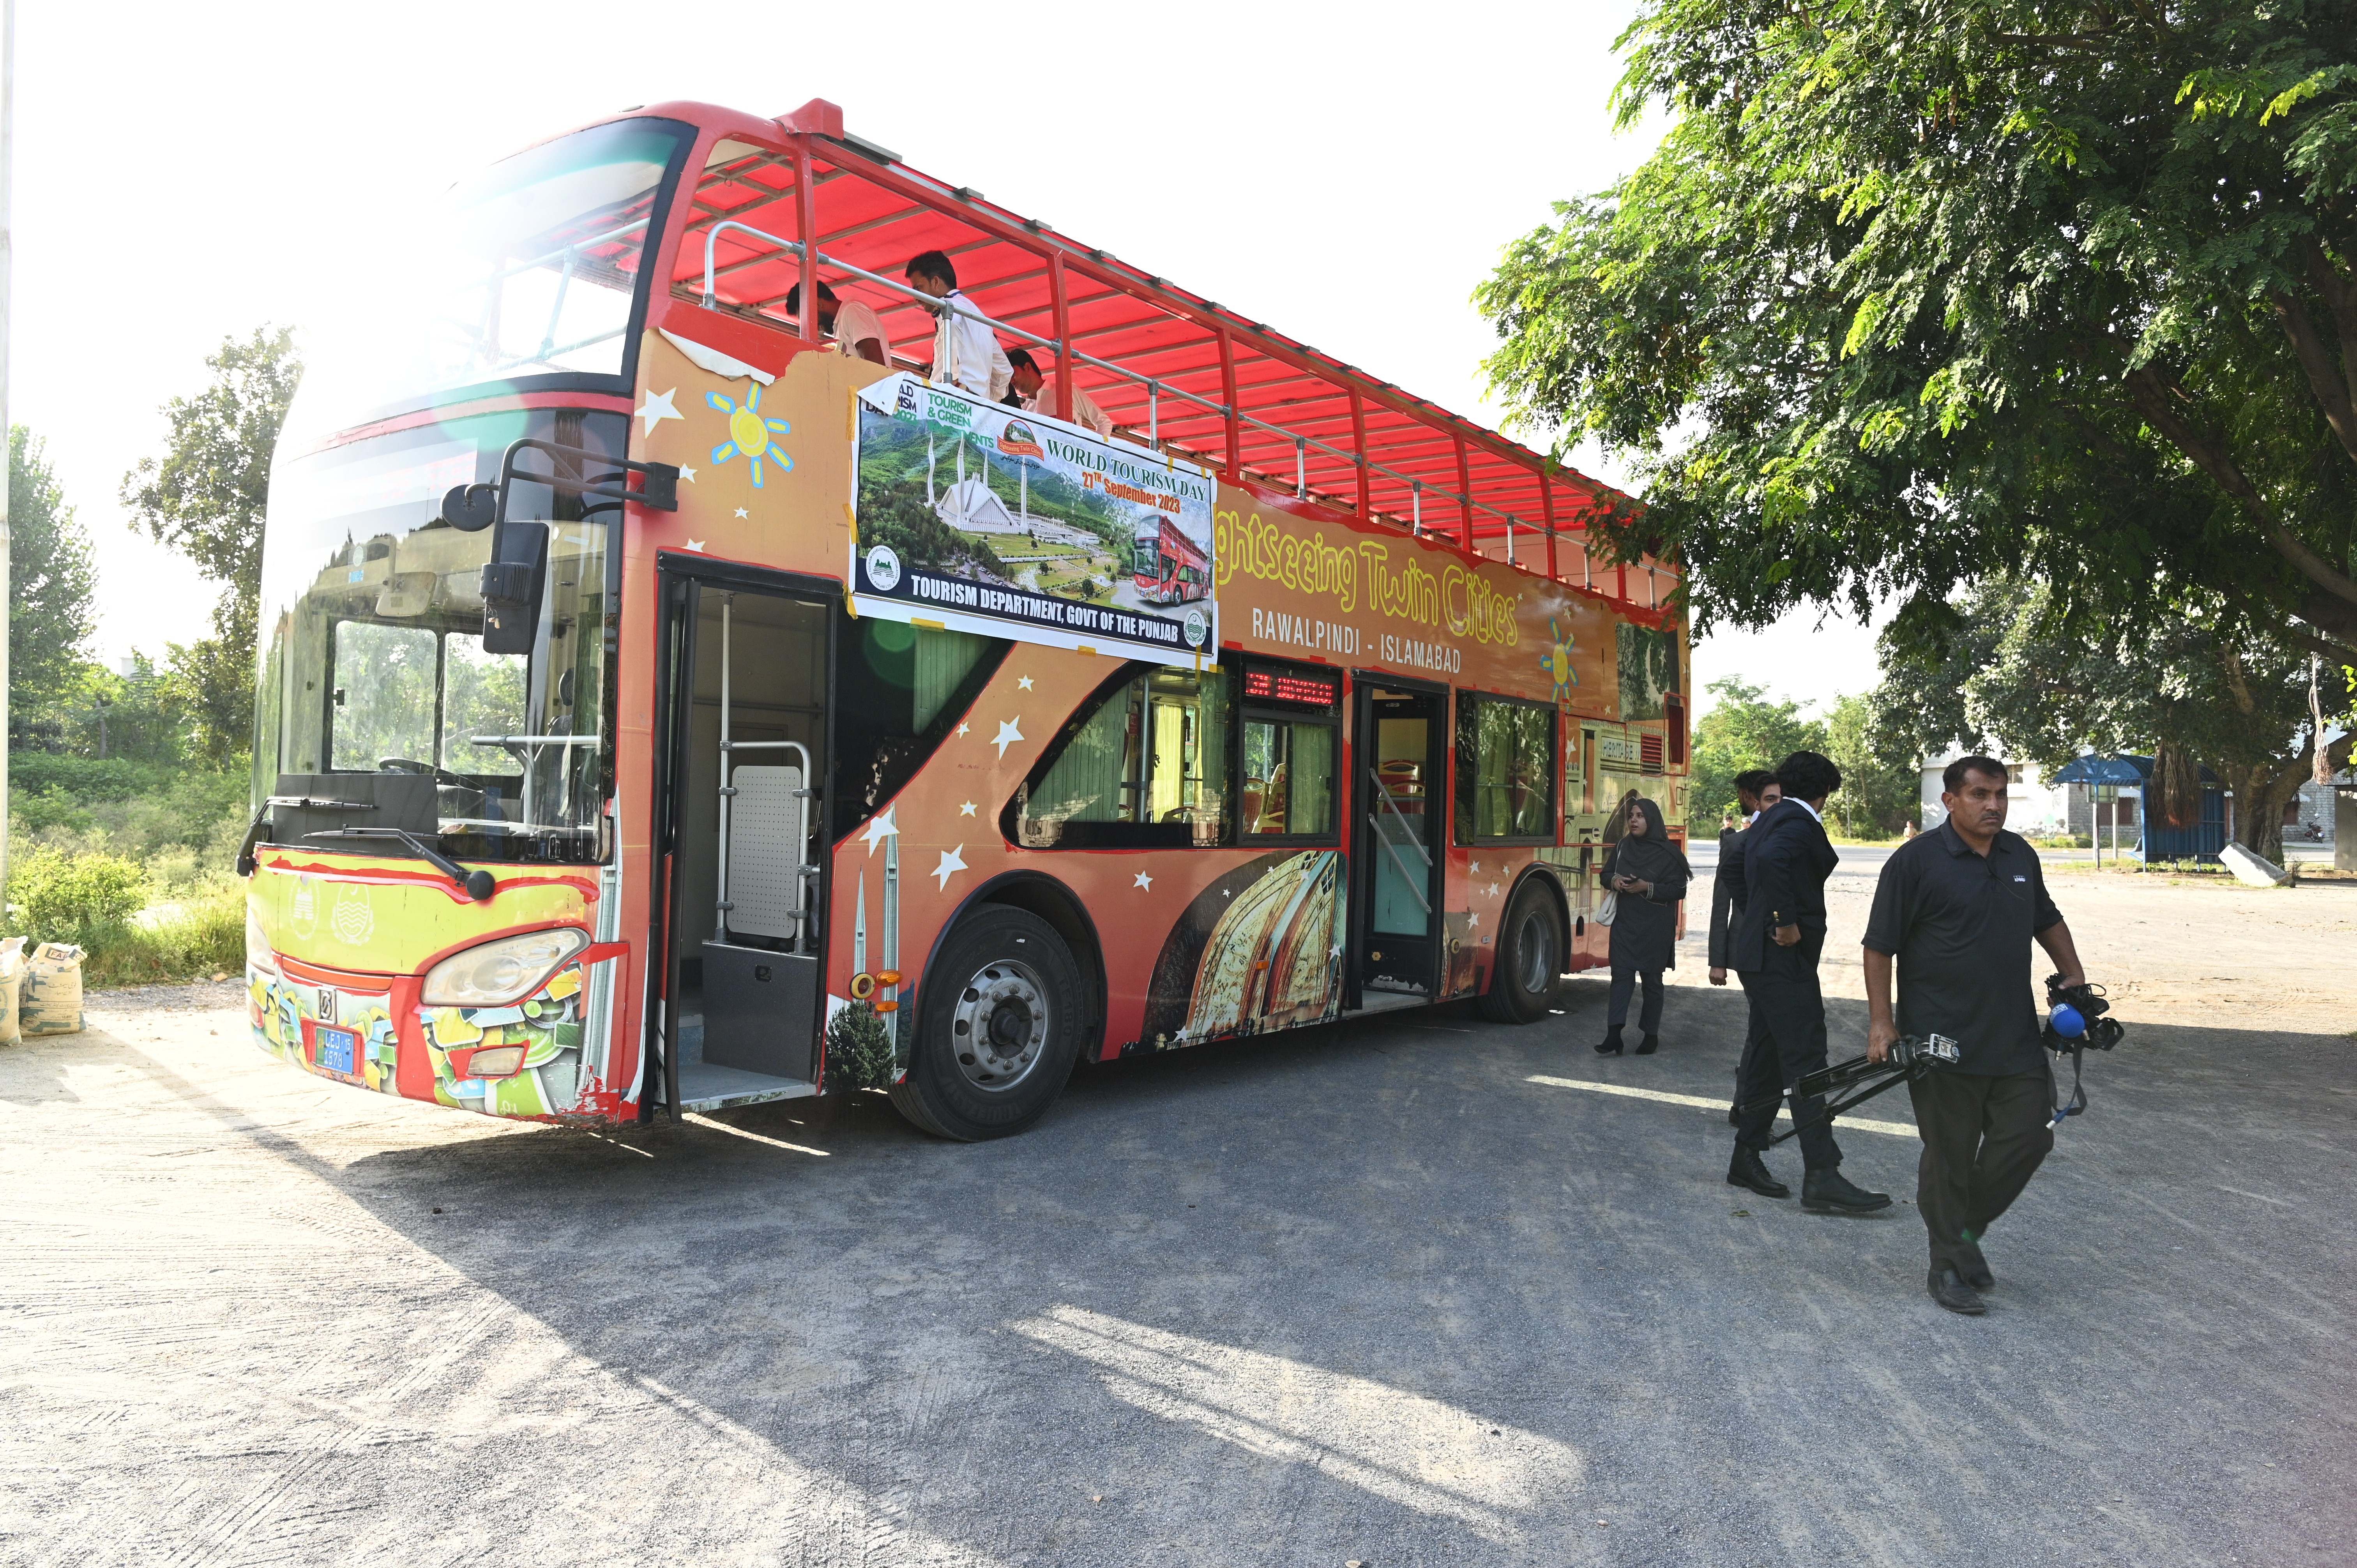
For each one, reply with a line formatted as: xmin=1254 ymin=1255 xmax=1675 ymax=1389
xmin=1595 ymin=796 xmax=1690 ymax=1055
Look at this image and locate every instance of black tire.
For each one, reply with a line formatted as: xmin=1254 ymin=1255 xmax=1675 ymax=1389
xmin=890 ymin=905 xmax=1088 ymax=1141
xmin=1480 ymin=881 xmax=1564 ymax=1024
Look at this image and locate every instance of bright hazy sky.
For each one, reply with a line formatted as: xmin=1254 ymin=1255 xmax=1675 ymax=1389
xmin=17 ymin=0 xmax=1878 ymax=720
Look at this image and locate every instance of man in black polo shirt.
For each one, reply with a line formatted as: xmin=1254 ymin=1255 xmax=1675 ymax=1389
xmin=1863 ymin=755 xmax=2090 ymax=1315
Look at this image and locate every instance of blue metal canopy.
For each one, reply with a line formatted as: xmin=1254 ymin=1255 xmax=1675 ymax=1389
xmin=2050 ymin=754 xmax=2148 ymax=786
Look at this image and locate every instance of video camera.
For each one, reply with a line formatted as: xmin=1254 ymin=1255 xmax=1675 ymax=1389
xmin=2043 ymin=976 xmax=2125 ymax=1053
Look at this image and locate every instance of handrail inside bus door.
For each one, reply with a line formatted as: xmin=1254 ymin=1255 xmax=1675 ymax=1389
xmin=711 ymin=594 xmax=817 ymax=953
xmin=1366 ymin=768 xmax=1434 ymax=915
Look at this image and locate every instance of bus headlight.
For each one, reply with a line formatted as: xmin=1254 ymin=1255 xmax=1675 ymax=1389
xmin=421 ymin=928 xmax=588 ymax=1006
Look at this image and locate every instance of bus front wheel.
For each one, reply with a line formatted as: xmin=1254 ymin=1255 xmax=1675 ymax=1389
xmin=1479 ymin=883 xmax=1564 ymax=1026
xmin=891 ymin=906 xmax=1087 ymax=1141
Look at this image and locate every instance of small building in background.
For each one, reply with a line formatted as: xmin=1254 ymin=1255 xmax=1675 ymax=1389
xmin=1919 ymin=747 xmax=2088 ymax=837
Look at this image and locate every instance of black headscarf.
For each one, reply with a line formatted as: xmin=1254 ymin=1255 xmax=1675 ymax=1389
xmin=1606 ymin=796 xmax=1688 ymax=883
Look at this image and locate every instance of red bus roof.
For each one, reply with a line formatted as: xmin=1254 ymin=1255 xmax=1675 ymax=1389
xmin=627 ymin=99 xmax=1675 ymax=617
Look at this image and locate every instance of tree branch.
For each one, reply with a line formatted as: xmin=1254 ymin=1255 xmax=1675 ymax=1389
xmin=2301 ymin=241 xmax=2357 ymax=426
xmin=2269 ymin=288 xmax=2357 ymax=466
xmin=2127 ymin=366 xmax=2357 ymax=609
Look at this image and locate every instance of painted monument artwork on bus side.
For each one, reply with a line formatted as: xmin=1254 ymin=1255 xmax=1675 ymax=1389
xmin=852 ymin=372 xmax=1218 ymax=666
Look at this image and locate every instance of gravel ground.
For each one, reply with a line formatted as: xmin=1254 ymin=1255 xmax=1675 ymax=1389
xmin=4 ymin=854 xmax=2353 ymax=1566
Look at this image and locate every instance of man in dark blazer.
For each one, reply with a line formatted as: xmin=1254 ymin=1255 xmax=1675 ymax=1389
xmin=1710 ymin=770 xmax=1781 ymax=1123
xmin=1725 ymin=751 xmax=1891 ymax=1213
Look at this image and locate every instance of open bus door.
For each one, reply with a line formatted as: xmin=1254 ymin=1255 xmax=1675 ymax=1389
xmin=655 ymin=565 xmax=835 ymax=1112
xmin=1350 ymin=676 xmax=1449 ymax=1007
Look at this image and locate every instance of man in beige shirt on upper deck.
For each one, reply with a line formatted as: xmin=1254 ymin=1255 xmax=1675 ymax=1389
xmin=1007 ymin=349 xmax=1114 ymax=440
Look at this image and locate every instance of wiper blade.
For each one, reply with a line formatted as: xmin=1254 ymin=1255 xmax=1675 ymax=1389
xmin=302 ymin=827 xmax=496 ymax=901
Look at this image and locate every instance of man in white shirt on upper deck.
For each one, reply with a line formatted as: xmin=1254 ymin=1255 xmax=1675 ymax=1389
xmin=783 ymin=280 xmax=889 ymax=365
xmin=1006 ymin=349 xmax=1115 ymax=440
xmin=905 ymin=249 xmax=1011 ymax=403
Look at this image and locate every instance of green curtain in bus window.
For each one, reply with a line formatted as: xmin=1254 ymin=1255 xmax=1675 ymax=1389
xmin=1029 ymin=677 xmax=1144 ymax=831
xmin=1461 ymin=697 xmax=1555 ymax=841
xmin=913 ymin=628 xmax=988 ymax=731
xmin=1145 ymin=670 xmax=1228 ymax=841
xmin=1242 ymin=719 xmax=1336 ymax=837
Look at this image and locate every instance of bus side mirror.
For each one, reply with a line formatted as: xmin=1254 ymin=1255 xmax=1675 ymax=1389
xmin=439 ymin=484 xmax=499 ymax=533
xmin=481 ymin=523 xmax=549 ymax=655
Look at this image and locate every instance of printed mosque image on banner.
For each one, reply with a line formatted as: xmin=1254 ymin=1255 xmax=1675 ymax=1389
xmin=851 ymin=372 xmax=1218 ymax=667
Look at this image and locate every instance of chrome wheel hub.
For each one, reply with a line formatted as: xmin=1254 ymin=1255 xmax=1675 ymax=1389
xmin=950 ymin=958 xmax=1051 ymax=1091
xmin=1514 ymin=907 xmax=1554 ymax=993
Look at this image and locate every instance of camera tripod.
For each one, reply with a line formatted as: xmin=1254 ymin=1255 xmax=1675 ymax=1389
xmin=1735 ymin=1036 xmax=1958 ymax=1146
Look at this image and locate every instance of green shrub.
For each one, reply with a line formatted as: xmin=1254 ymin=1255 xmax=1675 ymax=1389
xmin=5 ymin=752 xmax=170 ymax=802
xmin=4 ymin=844 xmax=150 ymax=949
xmin=83 ymin=884 xmax=247 ymax=989
xmin=13 ymin=783 xmax=94 ymax=834
xmin=823 ymin=1000 xmax=898 ymax=1095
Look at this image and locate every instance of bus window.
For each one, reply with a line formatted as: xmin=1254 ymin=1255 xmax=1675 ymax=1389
xmin=832 ymin=619 xmax=1009 ymax=841
xmin=330 ymin=622 xmax=437 ymax=771
xmin=1236 ymin=659 xmax=1342 ymax=842
xmin=1455 ymin=692 xmax=1557 ymax=844
xmin=1012 ymin=665 xmax=1227 ymax=848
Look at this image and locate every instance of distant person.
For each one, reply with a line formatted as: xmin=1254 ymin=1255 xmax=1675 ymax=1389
xmin=783 ymin=280 xmax=888 ymax=365
xmin=1007 ymin=349 xmax=1115 ymax=439
xmin=1594 ymin=796 xmax=1688 ymax=1056
xmin=905 ymin=249 xmax=1012 ymax=402
xmin=1722 ymin=750 xmax=1891 ymax=1215
xmin=1863 ymin=755 xmax=2091 ymax=1315
xmin=1710 ymin=769 xmax=1782 ymax=1123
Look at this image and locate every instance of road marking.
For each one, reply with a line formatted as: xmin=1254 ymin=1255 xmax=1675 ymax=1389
xmin=1525 ymin=1075 xmax=1918 ymax=1138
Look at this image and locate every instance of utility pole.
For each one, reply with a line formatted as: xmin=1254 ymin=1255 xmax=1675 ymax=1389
xmin=0 ymin=0 xmax=16 ymax=905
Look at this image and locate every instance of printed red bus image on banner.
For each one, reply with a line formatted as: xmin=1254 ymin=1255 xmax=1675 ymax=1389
xmin=242 ymin=99 xmax=1688 ymax=1139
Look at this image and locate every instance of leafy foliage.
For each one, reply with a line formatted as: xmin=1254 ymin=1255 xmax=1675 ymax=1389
xmin=1686 ymin=678 xmax=1825 ymax=829
xmin=1478 ymin=1 xmax=2357 ymax=661
xmin=119 ymin=327 xmax=302 ymax=762
xmin=4 ymin=845 xmax=147 ymax=950
xmin=9 ymin=427 xmax=97 ymax=720
xmin=823 ymin=999 xmax=898 ymax=1095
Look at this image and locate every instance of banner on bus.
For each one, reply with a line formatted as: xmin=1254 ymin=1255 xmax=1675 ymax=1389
xmin=850 ymin=373 xmax=1218 ymax=666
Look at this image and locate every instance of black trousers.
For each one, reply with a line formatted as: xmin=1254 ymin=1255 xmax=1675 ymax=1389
xmin=1907 ymin=1063 xmax=2055 ymax=1273
xmin=1732 ymin=930 xmax=1843 ymax=1170
xmin=1607 ymin=952 xmax=1664 ymax=1032
xmin=1730 ymin=971 xmax=1771 ymax=1104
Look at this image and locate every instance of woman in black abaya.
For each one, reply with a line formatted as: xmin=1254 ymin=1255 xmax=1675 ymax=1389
xmin=1595 ymin=795 xmax=1689 ymax=1056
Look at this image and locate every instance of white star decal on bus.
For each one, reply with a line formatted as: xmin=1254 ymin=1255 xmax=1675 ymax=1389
xmin=860 ymin=805 xmax=898 ymax=855
xmin=956 ymin=721 xmax=971 ymax=737
xmin=1466 ymin=911 xmax=1481 ymax=927
xmin=959 ymin=801 xmax=977 ymax=816
xmin=1489 ymin=882 xmax=1500 ymax=897
xmin=678 ymin=466 xmax=696 ymax=482
xmin=932 ymin=845 xmax=967 ymax=888
xmin=1018 ymin=675 xmax=1035 ymax=690
xmin=1469 ymin=859 xmax=1482 ymax=873
xmin=684 ymin=540 xmax=706 ymax=552
xmin=1133 ymin=871 xmax=1153 ymax=890
xmin=992 ymin=718 xmax=1025 ymax=758
xmin=733 ymin=508 xmax=749 ymax=519
xmin=637 ymin=387 xmax=682 ymax=435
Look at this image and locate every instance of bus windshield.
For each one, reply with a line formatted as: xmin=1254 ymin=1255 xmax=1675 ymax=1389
xmin=287 ymin=118 xmax=693 ymax=443
xmin=253 ymin=409 xmax=625 ymax=861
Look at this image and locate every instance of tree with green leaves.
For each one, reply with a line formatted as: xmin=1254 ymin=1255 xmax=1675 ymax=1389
xmin=1477 ymin=1 xmax=2357 ymax=674
xmin=120 ymin=327 xmax=302 ymax=764
xmin=1686 ymin=677 xmax=1825 ymax=830
xmin=9 ymin=427 xmax=98 ymax=728
xmin=1822 ymin=691 xmax=1920 ymax=837
xmin=1869 ymin=579 xmax=2349 ymax=861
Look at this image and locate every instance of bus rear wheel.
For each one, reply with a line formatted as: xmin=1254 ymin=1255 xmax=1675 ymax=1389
xmin=891 ymin=906 xmax=1087 ymax=1141
xmin=1479 ymin=882 xmax=1564 ymax=1025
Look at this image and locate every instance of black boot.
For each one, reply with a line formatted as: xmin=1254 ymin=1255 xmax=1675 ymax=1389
xmin=1956 ymin=1241 xmax=1995 ymax=1290
xmin=1928 ymin=1267 xmax=1988 ymax=1315
xmin=1635 ymin=1033 xmax=1659 ymax=1055
xmin=1595 ymin=1026 xmax=1624 ymax=1056
xmin=1801 ymin=1167 xmax=1893 ymax=1214
xmin=1727 ymin=1145 xmax=1789 ymax=1199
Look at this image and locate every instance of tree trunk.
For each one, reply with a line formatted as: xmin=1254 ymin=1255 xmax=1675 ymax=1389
xmin=2226 ymin=764 xmax=2302 ymax=865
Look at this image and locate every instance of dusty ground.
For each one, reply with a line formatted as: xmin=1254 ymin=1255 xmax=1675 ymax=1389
xmin=3 ymin=853 xmax=2353 ymax=1566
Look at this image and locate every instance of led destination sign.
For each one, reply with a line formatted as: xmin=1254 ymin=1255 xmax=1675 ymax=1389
xmin=1243 ymin=668 xmax=1340 ymax=709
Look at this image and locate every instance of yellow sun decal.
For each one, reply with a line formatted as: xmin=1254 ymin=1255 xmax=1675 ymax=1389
xmin=1539 ymin=617 xmax=1579 ymax=696
xmin=706 ymin=384 xmax=793 ymax=488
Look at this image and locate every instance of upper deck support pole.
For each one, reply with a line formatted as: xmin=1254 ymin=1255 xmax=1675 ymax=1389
xmin=1217 ymin=326 xmax=1241 ymax=481
xmin=793 ymin=137 xmax=818 ymax=344
xmin=1350 ymin=390 xmax=1371 ymax=519
xmin=1454 ymin=435 xmax=1475 ymax=551
xmin=1049 ymin=251 xmax=1073 ymax=424
xmin=1540 ymin=471 xmax=1559 ymax=581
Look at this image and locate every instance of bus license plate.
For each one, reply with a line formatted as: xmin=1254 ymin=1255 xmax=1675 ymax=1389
xmin=313 ymin=1025 xmax=358 ymax=1074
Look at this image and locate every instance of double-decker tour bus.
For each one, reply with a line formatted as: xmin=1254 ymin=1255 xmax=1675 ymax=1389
xmin=242 ymin=99 xmax=1690 ymax=1139
xmin=1134 ymin=516 xmax=1211 ymax=606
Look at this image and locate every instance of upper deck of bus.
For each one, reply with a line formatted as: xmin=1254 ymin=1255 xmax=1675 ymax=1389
xmin=527 ymin=97 xmax=1679 ymax=628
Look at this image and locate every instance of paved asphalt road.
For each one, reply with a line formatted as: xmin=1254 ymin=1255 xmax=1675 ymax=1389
xmin=5 ymin=862 xmax=2353 ymax=1566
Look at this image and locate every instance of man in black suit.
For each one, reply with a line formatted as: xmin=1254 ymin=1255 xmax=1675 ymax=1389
xmin=1724 ymin=751 xmax=1891 ymax=1214
xmin=1710 ymin=770 xmax=1781 ymax=1123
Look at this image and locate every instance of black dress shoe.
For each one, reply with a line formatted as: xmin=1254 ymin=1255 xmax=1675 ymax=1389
xmin=1801 ymin=1167 xmax=1893 ymax=1214
xmin=1634 ymin=1033 xmax=1659 ymax=1055
xmin=1595 ymin=1026 xmax=1624 ymax=1056
xmin=1727 ymin=1145 xmax=1789 ymax=1199
xmin=1928 ymin=1267 xmax=1988 ymax=1315
xmin=1956 ymin=1244 xmax=1995 ymax=1290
